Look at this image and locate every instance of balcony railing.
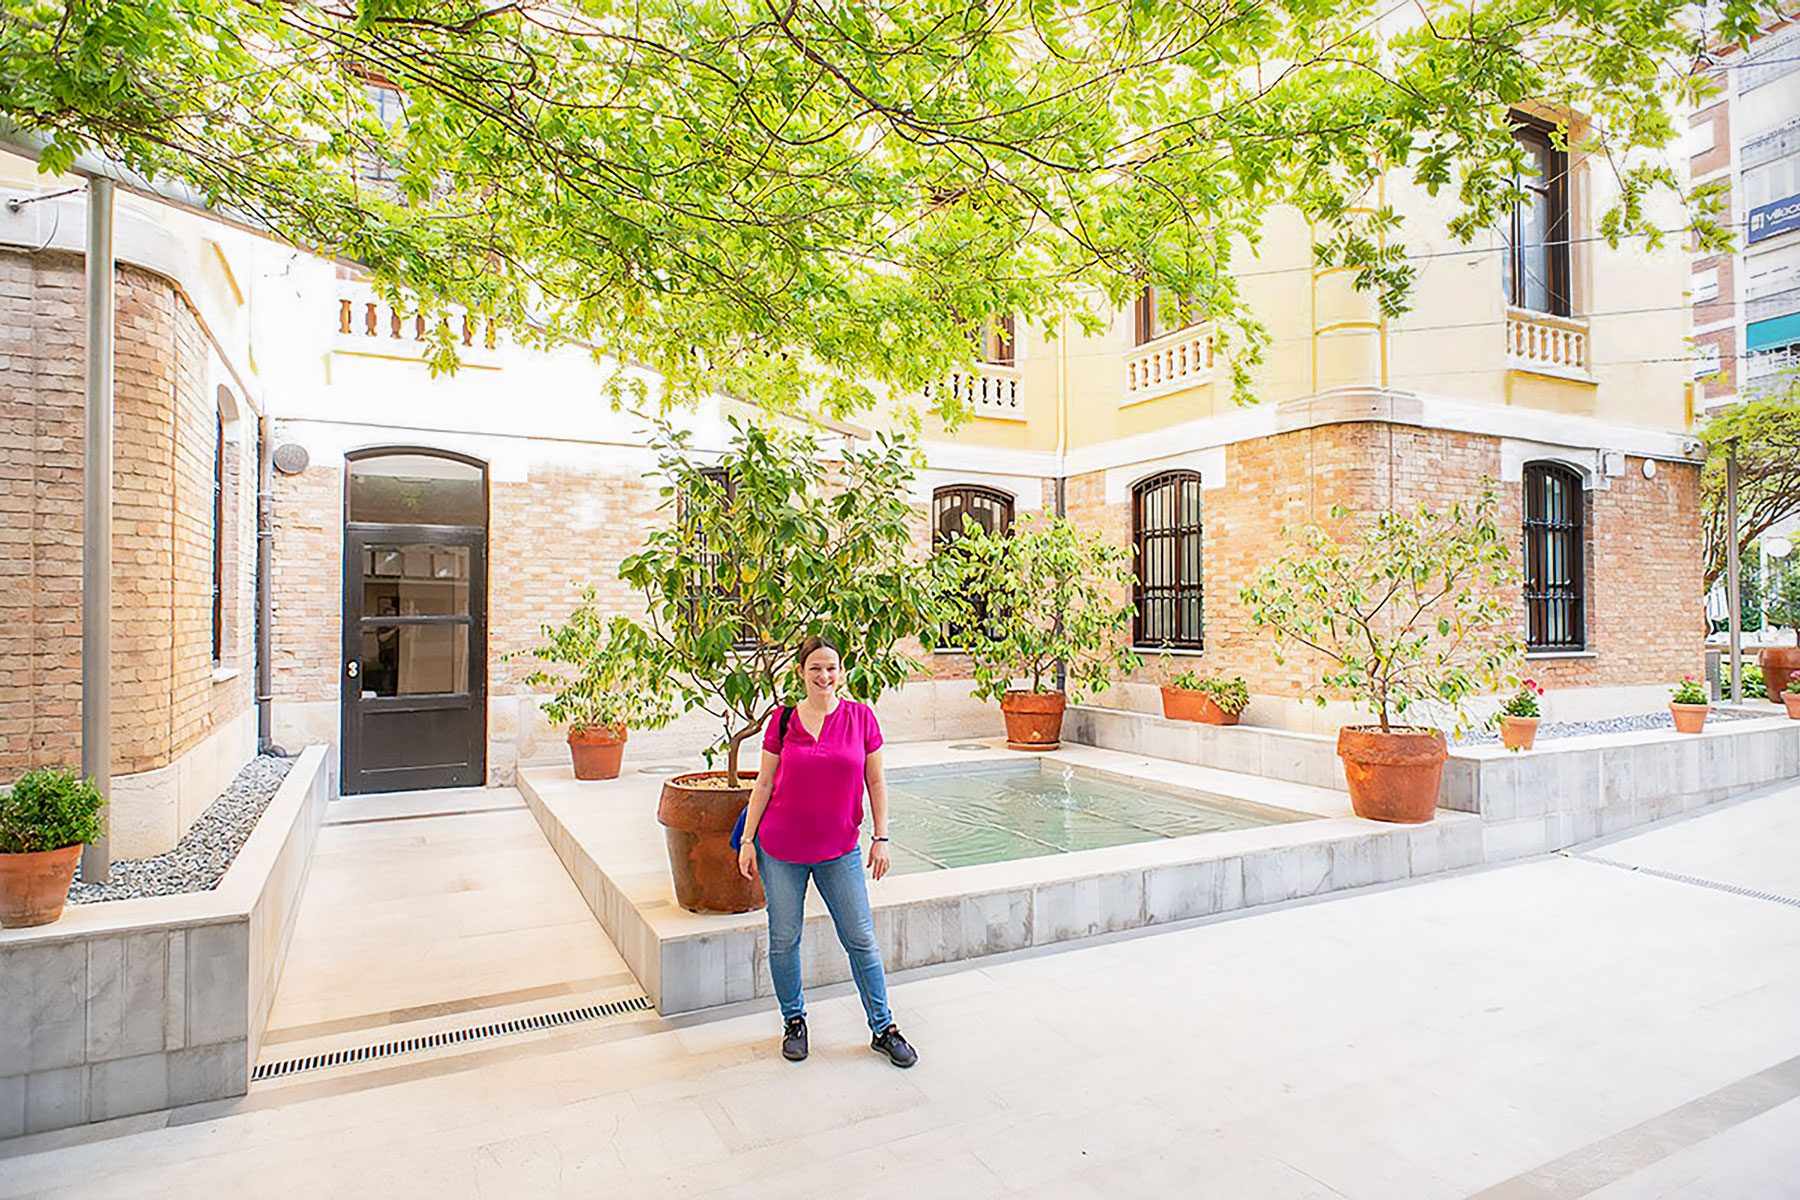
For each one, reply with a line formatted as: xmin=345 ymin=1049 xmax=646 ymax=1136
xmin=335 ymin=285 xmax=501 ymax=364
xmin=1123 ymin=325 xmax=1214 ymax=405
xmin=929 ymin=362 xmax=1025 ymax=421
xmin=1506 ymin=308 xmax=1591 ymax=382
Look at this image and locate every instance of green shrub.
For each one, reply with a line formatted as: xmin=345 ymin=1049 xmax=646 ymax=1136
xmin=1718 ymin=663 xmax=1763 ymax=701
xmin=1169 ymin=671 xmax=1251 ymax=715
xmin=0 ymin=768 xmax=105 ymax=854
xmin=1670 ymin=676 xmax=1708 ymax=706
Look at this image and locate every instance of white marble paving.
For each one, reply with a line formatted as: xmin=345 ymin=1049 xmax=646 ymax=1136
xmin=3 ymin=781 xmax=1797 ymax=1197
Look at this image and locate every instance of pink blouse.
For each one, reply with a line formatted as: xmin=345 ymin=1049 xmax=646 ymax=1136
xmin=756 ymin=700 xmax=884 ymax=864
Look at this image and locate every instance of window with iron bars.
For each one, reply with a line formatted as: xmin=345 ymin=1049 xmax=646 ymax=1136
xmin=1522 ymin=462 xmax=1586 ymax=651
xmin=931 ymin=485 xmax=1015 ymax=650
xmin=1132 ymin=471 xmax=1203 ymax=649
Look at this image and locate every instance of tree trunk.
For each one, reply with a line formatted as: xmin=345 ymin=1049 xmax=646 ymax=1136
xmin=725 ymin=728 xmax=754 ymax=787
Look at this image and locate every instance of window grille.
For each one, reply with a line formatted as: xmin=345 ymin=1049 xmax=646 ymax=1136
xmin=1132 ymin=471 xmax=1203 ymax=649
xmin=1523 ymin=463 xmax=1585 ymax=651
xmin=931 ymin=486 xmax=1015 ymax=650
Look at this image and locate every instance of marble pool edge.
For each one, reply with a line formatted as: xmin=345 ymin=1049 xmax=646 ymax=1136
xmin=517 ymin=741 xmax=1484 ymax=1015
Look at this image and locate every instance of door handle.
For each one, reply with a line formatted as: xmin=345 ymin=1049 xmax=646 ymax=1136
xmin=347 ymin=660 xmax=360 ymax=679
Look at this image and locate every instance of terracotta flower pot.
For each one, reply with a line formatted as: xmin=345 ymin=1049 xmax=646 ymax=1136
xmin=568 ymin=724 xmax=627 ymax=781
xmin=1669 ymin=703 xmax=1709 ymax=734
xmin=999 ymin=690 xmax=1066 ymax=751
xmin=1336 ymin=727 xmax=1447 ymax=824
xmin=1759 ymin=646 xmax=1800 ymax=703
xmin=1499 ymin=715 xmax=1539 ymax=751
xmin=0 ymin=844 xmax=83 ymax=928
xmin=1159 ymin=687 xmax=1239 ymax=725
xmin=656 ymin=772 xmax=765 ymax=914
xmin=1784 ymin=693 xmax=1800 ymax=720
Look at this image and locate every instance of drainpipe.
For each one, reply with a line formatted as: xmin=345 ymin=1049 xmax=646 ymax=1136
xmin=80 ymin=178 xmax=115 ymax=885
xmin=1055 ymin=314 xmax=1069 ymax=697
xmin=256 ymin=413 xmax=275 ymax=752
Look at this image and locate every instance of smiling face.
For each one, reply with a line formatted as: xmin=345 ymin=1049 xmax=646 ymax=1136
xmin=799 ymin=644 xmax=843 ymax=700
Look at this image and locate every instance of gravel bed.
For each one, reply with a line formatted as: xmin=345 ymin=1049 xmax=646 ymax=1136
xmin=1454 ymin=708 xmax=1761 ymax=747
xmin=67 ymin=754 xmax=294 ymax=905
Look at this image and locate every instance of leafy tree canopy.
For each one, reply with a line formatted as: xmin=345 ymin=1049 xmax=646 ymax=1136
xmin=0 ymin=0 xmax=1767 ymax=419
xmin=1701 ymin=367 xmax=1800 ymax=591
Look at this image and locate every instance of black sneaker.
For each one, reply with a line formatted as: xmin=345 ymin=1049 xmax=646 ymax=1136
xmin=871 ymin=1024 xmax=917 ymax=1068
xmin=781 ymin=1015 xmax=808 ymax=1062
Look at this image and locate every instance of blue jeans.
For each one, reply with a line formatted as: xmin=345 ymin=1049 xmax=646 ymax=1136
xmin=757 ymin=845 xmax=894 ymax=1033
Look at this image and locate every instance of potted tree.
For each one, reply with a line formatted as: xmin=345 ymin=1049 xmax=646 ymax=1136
xmin=1759 ymin=571 xmax=1800 ymax=701
xmin=930 ymin=513 xmax=1140 ymax=749
xmin=1241 ymin=486 xmax=1521 ymax=823
xmin=1785 ymin=676 xmax=1800 ymax=720
xmin=1 ymin=767 xmax=105 ymax=928
xmin=1669 ymin=676 xmax=1709 ymax=733
xmin=513 ymin=589 xmax=678 ymax=780
xmin=619 ymin=419 xmax=934 ymax=914
xmin=1495 ymin=679 xmax=1545 ymax=750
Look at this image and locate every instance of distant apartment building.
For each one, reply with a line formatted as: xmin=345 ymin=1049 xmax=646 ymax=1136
xmin=1690 ymin=12 xmax=1800 ymax=407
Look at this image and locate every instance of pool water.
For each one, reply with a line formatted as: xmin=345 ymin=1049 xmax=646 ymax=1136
xmin=879 ymin=762 xmax=1306 ymax=874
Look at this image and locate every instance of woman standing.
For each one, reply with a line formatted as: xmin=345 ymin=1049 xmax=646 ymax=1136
xmin=736 ymin=636 xmax=918 ymax=1068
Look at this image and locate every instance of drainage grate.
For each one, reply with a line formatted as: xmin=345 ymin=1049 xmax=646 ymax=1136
xmin=1572 ymin=853 xmax=1800 ymax=909
xmin=948 ymin=743 xmax=991 ymax=751
xmin=251 ymin=994 xmax=653 ymax=1083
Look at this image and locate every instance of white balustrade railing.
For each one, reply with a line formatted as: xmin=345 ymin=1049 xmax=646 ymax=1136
xmin=1506 ymin=308 xmax=1590 ymax=382
xmin=930 ymin=362 xmax=1025 ymax=421
xmin=335 ymin=285 xmax=501 ymax=363
xmin=1122 ymin=325 xmax=1214 ymax=404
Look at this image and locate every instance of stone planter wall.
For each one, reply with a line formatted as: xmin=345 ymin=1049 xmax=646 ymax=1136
xmin=0 ymin=745 xmax=332 ymax=1138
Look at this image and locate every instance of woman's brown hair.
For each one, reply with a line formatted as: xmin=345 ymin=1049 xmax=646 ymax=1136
xmin=796 ymin=635 xmax=841 ymax=669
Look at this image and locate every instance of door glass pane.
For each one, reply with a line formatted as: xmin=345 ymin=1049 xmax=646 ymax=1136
xmin=362 ymin=543 xmax=470 ymax=616
xmin=360 ymin=624 xmax=470 ymax=697
xmin=350 ymin=453 xmax=485 ymax=525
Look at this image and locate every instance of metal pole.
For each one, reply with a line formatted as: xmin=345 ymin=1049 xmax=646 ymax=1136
xmin=1726 ymin=443 xmax=1742 ymax=707
xmin=81 ymin=177 xmax=114 ymax=884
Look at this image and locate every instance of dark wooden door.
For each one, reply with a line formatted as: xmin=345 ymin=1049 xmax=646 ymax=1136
xmin=341 ymin=524 xmax=487 ymax=793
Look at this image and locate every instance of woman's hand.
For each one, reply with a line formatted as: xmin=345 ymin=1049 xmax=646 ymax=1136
xmin=867 ymin=839 xmax=891 ymax=882
xmin=738 ymin=841 xmax=758 ymax=881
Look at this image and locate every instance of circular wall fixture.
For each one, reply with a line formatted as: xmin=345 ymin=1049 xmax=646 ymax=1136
xmin=1641 ymin=458 xmax=1658 ymax=480
xmin=272 ymin=442 xmax=311 ymax=475
xmin=1768 ymin=537 xmax=1794 ymax=559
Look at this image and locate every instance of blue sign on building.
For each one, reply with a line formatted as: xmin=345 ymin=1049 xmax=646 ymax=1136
xmin=1749 ymin=193 xmax=1800 ymax=244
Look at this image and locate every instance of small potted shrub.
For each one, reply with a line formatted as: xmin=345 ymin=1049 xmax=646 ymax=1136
xmin=1496 ymin=679 xmax=1544 ymax=750
xmin=1785 ymin=676 xmax=1800 ymax=720
xmin=1669 ymin=676 xmax=1709 ymax=734
xmin=1241 ymin=486 xmax=1521 ymax=823
xmin=930 ymin=513 xmax=1140 ymax=749
xmin=1162 ymin=669 xmax=1249 ymax=726
xmin=514 ymin=590 xmax=678 ymax=780
xmin=0 ymin=767 xmax=105 ymax=928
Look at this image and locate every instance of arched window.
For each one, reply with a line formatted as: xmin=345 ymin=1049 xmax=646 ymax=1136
xmin=1523 ymin=462 xmax=1585 ymax=650
xmin=931 ymin=485 xmax=1014 ymax=546
xmin=932 ymin=486 xmax=1015 ymax=650
xmin=1133 ymin=471 xmax=1203 ymax=649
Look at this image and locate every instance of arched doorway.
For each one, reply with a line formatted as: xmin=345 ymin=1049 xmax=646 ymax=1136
xmin=341 ymin=448 xmax=488 ymax=793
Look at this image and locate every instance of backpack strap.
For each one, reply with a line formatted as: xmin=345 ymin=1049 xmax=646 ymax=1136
xmin=777 ymin=705 xmax=793 ymax=746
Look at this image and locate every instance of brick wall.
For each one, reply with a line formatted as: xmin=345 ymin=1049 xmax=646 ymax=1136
xmin=0 ymin=250 xmax=255 ymax=790
xmin=1059 ymin=423 xmax=1703 ymax=703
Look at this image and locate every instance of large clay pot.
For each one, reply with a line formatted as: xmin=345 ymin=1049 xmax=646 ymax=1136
xmin=1669 ymin=703 xmax=1709 ymax=734
xmin=1336 ymin=727 xmax=1447 ymax=824
xmin=1159 ymin=687 xmax=1240 ymax=726
xmin=1499 ymin=715 xmax=1539 ymax=751
xmin=1759 ymin=646 xmax=1800 ymax=703
xmin=0 ymin=844 xmax=83 ymax=928
xmin=1000 ymin=690 xmax=1066 ymax=750
xmin=1783 ymin=693 xmax=1800 ymax=720
xmin=568 ymin=725 xmax=627 ymax=781
xmin=656 ymin=772 xmax=765 ymax=914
